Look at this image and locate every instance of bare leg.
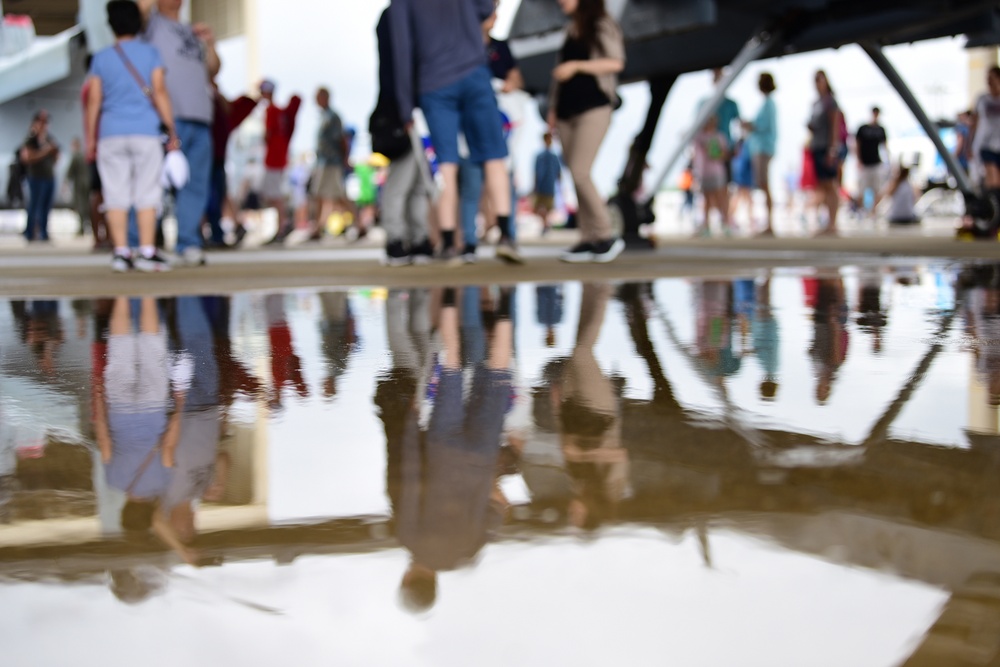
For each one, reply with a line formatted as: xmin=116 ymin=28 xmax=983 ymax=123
xmin=136 ymin=208 xmax=157 ymax=249
xmin=437 ymin=163 xmax=459 ymax=232
xmin=483 ymin=159 xmax=511 ymax=218
xmin=105 ymin=209 xmax=128 ymax=249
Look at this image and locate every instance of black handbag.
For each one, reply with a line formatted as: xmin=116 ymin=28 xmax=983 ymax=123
xmin=369 ymin=103 xmax=411 ymax=160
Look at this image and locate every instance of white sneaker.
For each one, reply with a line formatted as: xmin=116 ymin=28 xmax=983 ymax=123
xmin=176 ymin=246 xmax=206 ymax=267
xmin=134 ymin=251 xmax=172 ymax=273
xmin=283 ymin=228 xmax=313 ymax=248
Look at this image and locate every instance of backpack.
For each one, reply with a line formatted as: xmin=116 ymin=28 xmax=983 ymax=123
xmin=368 ymin=103 xmax=411 ymax=160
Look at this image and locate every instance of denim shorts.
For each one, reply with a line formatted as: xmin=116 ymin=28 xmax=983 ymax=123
xmin=981 ymin=149 xmax=1000 ymax=167
xmin=420 ymin=66 xmax=508 ymax=165
xmin=811 ymin=148 xmax=839 ymax=182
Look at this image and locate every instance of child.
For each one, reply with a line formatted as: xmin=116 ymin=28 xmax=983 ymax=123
xmin=885 ymin=164 xmax=919 ymax=224
xmin=692 ymin=115 xmax=731 ymax=236
xmin=85 ymin=0 xmax=178 ymax=273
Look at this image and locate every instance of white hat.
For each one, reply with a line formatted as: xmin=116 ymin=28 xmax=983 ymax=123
xmin=161 ymin=149 xmax=190 ymax=190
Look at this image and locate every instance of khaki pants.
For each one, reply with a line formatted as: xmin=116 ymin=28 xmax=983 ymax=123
xmin=557 ymin=106 xmax=613 ymax=243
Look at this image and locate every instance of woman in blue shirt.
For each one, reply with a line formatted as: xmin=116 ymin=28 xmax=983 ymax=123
xmin=743 ymin=72 xmax=778 ymax=236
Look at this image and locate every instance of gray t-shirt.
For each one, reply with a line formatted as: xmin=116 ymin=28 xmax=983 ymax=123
xmin=807 ymin=95 xmax=838 ymax=151
xmin=142 ymin=12 xmax=213 ymax=124
xmin=316 ymin=107 xmax=344 ymax=166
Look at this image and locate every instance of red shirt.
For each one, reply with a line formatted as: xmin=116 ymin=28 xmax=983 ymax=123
xmin=264 ymin=96 xmax=302 ymax=170
xmin=213 ymin=94 xmax=258 ymax=162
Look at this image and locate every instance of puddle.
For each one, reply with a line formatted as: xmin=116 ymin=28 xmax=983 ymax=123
xmin=1 ymin=262 xmax=999 ymax=666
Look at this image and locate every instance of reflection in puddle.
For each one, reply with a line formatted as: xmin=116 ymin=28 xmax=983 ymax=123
xmin=2 ymin=264 xmax=1000 ymax=665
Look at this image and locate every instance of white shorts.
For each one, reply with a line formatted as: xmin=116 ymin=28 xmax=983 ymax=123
xmin=261 ymin=168 xmax=285 ymax=200
xmin=104 ymin=331 xmax=169 ymax=411
xmin=858 ymin=165 xmax=884 ymax=196
xmin=97 ymin=135 xmax=163 ymax=211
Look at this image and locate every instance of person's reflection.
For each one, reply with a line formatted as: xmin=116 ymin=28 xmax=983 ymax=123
xmin=318 ymin=292 xmax=358 ymax=399
xmin=693 ymin=281 xmax=742 ymax=380
xmin=265 ymin=294 xmax=308 ymax=410
xmin=93 ymin=297 xmax=194 ymax=566
xmin=12 ymin=300 xmax=63 ymax=376
xmin=807 ymin=275 xmax=849 ymax=404
xmin=385 ymin=287 xmax=513 ymax=613
xmin=753 ymin=274 xmax=780 ymax=401
xmin=203 ymin=296 xmax=261 ymax=409
xmin=535 ymin=284 xmax=564 ymax=348
xmin=964 ymin=267 xmax=1000 ymax=405
xmin=557 ymin=283 xmax=629 ymax=530
xmin=161 ymin=297 xmax=225 ymax=546
xmin=856 ymin=268 xmax=887 ymax=354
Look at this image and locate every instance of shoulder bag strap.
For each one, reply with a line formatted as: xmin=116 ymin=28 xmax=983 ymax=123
xmin=114 ymin=44 xmax=153 ymax=101
xmin=125 ymin=444 xmax=163 ymax=497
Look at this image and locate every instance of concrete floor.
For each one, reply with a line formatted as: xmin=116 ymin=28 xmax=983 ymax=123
xmin=0 ymin=231 xmax=997 ymax=297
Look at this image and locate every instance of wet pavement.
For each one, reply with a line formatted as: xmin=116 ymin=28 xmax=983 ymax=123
xmin=2 ymin=261 xmax=1000 ymax=666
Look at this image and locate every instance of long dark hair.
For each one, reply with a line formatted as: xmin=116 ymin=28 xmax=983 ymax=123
xmin=572 ymin=0 xmax=607 ymax=47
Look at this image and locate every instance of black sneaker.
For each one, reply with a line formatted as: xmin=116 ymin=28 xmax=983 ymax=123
xmin=111 ymin=253 xmax=134 ymax=273
xmin=591 ymin=238 xmax=625 ymax=263
xmin=135 ymin=251 xmax=173 ymax=273
xmin=411 ymin=239 xmax=434 ymax=265
xmin=560 ymin=242 xmax=594 ymax=263
xmin=382 ymin=240 xmax=411 ymax=267
xmin=461 ymin=244 xmax=478 ymax=265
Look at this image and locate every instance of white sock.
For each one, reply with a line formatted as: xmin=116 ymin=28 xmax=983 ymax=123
xmin=140 ymin=245 xmax=156 ymax=258
xmin=114 ymin=246 xmax=131 ymax=257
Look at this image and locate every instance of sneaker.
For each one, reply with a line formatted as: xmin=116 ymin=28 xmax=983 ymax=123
xmin=135 ymin=251 xmax=173 ymax=273
xmin=111 ymin=253 xmax=134 ymax=273
xmin=438 ymin=246 xmax=464 ymax=268
xmin=560 ymin=242 xmax=595 ymax=263
xmin=495 ymin=238 xmax=524 ymax=264
xmin=265 ymin=225 xmax=292 ymax=246
xmin=177 ymin=246 xmax=207 ymax=267
xmin=591 ymin=238 xmax=625 ymax=264
xmin=461 ymin=244 xmax=478 ymax=265
xmin=283 ymin=228 xmax=313 ymax=248
xmin=382 ymin=240 xmax=411 ymax=267
xmin=411 ymin=239 xmax=434 ymax=265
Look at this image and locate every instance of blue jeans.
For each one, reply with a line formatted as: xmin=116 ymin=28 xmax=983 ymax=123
xmin=176 ymin=296 xmax=220 ymax=410
xmin=24 ymin=177 xmax=55 ymax=241
xmin=174 ymin=121 xmax=213 ymax=253
xmin=459 ymin=158 xmax=518 ymax=249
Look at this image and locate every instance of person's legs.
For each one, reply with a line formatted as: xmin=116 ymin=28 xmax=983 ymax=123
xmin=561 ymin=107 xmax=612 ymax=243
xmin=420 ymin=80 xmax=462 ymax=254
xmin=206 ymin=161 xmax=227 ymax=245
xmin=754 ymin=154 xmax=773 ymax=231
xmin=35 ymin=178 xmax=55 ymax=241
xmin=174 ymin=121 xmax=213 ymax=257
xmin=24 ymin=177 xmax=41 ymax=241
xmin=459 ymin=158 xmax=484 ymax=252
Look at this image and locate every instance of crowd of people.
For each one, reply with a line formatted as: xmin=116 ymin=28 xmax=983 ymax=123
xmin=8 ymin=0 xmax=1000 ymax=268
xmin=683 ymin=63 xmax=1000 ymax=238
xmin=5 ymin=0 xmax=630 ymax=271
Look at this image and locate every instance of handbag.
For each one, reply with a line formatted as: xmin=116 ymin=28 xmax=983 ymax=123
xmin=369 ymin=102 xmax=411 ymax=160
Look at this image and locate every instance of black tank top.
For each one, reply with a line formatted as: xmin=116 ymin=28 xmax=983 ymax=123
xmin=555 ymin=36 xmax=610 ymax=121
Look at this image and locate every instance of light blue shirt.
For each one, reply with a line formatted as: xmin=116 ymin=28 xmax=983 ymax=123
xmin=90 ymin=41 xmax=163 ymax=139
xmin=748 ymin=96 xmax=777 ymax=157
